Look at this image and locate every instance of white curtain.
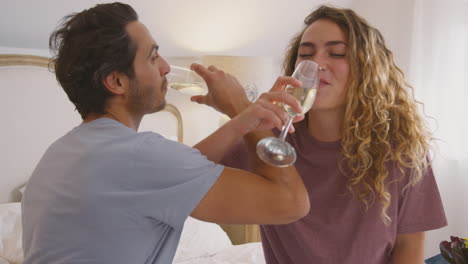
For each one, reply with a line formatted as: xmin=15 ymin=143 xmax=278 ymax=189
xmin=408 ymin=0 xmax=468 ymax=258
xmin=349 ymin=0 xmax=468 ymax=258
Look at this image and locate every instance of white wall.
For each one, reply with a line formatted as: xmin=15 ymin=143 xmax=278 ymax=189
xmin=350 ymin=0 xmax=416 ymax=74
xmin=0 ymin=0 xmax=352 ymax=74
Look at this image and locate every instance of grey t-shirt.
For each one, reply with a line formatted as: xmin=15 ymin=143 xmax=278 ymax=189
xmin=221 ymin=121 xmax=447 ymax=264
xmin=22 ymin=118 xmax=224 ymax=264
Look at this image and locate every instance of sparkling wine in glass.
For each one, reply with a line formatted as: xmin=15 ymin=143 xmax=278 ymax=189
xmin=167 ymin=65 xmax=207 ymax=95
xmin=256 ymin=60 xmax=319 ymax=167
xmin=167 ymin=65 xmax=258 ymax=102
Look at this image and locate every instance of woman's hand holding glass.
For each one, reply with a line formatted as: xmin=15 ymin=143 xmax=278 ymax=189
xmin=256 ymin=60 xmax=319 ymax=167
xmin=230 ymin=77 xmax=305 ymax=135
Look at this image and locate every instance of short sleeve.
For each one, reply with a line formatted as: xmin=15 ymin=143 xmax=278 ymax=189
xmin=130 ymin=133 xmax=224 ymax=229
xmin=397 ymin=165 xmax=448 ymax=234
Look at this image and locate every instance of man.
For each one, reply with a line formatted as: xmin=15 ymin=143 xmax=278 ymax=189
xmin=22 ymin=2 xmax=309 ymax=264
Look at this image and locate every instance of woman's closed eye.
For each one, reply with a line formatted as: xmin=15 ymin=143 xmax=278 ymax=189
xmin=330 ymin=53 xmax=346 ymax=58
xmin=298 ymin=53 xmax=314 ymax=58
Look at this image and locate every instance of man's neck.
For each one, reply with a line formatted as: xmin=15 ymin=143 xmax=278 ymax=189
xmin=83 ymin=108 xmax=141 ymax=131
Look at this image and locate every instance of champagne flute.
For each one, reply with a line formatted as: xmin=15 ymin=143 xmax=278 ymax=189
xmin=167 ymin=65 xmax=207 ymax=94
xmin=167 ymin=65 xmax=258 ymax=102
xmin=256 ymin=60 xmax=319 ymax=167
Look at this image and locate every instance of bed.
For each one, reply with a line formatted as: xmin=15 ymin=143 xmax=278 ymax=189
xmin=0 ymin=54 xmax=263 ymax=264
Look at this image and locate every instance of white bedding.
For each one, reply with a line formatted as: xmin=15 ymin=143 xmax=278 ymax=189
xmin=0 ymin=203 xmax=22 ymax=264
xmin=0 ymin=203 xmax=265 ymax=264
xmin=174 ymin=243 xmax=265 ymax=264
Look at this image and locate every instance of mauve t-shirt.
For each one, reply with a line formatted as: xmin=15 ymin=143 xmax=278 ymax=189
xmin=220 ymin=122 xmax=447 ymax=264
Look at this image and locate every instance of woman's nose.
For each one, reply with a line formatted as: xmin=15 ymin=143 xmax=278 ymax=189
xmin=313 ymin=54 xmax=328 ymax=72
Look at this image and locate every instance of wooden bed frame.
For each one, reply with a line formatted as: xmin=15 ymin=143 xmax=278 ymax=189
xmin=0 ymin=54 xmax=260 ymax=245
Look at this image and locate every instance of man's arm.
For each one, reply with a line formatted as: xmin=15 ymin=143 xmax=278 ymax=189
xmin=189 ymin=64 xmax=310 ymax=225
xmin=390 ymin=232 xmax=425 ymax=264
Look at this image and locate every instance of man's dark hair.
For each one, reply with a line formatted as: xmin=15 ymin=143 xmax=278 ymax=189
xmin=49 ymin=2 xmax=138 ymax=119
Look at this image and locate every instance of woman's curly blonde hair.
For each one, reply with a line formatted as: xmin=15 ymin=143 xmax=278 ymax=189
xmin=283 ymin=5 xmax=431 ymax=224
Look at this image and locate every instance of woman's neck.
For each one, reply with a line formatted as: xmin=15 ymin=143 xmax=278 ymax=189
xmin=306 ymin=107 xmax=345 ymax=142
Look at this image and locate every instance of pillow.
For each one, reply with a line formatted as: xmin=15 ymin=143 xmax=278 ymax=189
xmin=0 ymin=203 xmax=23 ymax=264
xmin=18 ymin=186 xmax=26 ymax=201
xmin=173 ymin=217 xmax=232 ymax=262
xmin=18 ymin=187 xmax=25 ymax=197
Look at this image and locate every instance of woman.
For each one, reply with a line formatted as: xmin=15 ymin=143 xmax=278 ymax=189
xmin=219 ymin=5 xmax=447 ymax=264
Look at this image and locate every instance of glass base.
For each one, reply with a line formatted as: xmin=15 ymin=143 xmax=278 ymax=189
xmin=256 ymin=137 xmax=297 ymax=167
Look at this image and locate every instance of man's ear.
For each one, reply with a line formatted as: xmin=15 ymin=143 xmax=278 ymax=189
xmin=102 ymin=71 xmax=129 ymax=95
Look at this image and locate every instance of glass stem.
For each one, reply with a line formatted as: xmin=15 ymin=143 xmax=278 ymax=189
xmin=279 ymin=113 xmax=295 ymax=141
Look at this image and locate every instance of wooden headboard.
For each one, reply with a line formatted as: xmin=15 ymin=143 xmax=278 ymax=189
xmin=0 ymin=54 xmax=260 ymax=245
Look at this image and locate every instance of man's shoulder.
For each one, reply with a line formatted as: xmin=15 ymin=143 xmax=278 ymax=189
xmin=136 ymin=131 xmax=196 ymax=156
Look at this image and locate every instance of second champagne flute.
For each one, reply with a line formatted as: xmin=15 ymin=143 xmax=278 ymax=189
xmin=256 ymin=60 xmax=319 ymax=167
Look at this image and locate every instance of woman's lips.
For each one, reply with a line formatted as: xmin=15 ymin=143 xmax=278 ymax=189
xmin=319 ymin=79 xmax=330 ymax=88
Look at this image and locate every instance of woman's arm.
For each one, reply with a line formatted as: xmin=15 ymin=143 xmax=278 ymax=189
xmin=391 ymin=232 xmax=425 ymax=264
